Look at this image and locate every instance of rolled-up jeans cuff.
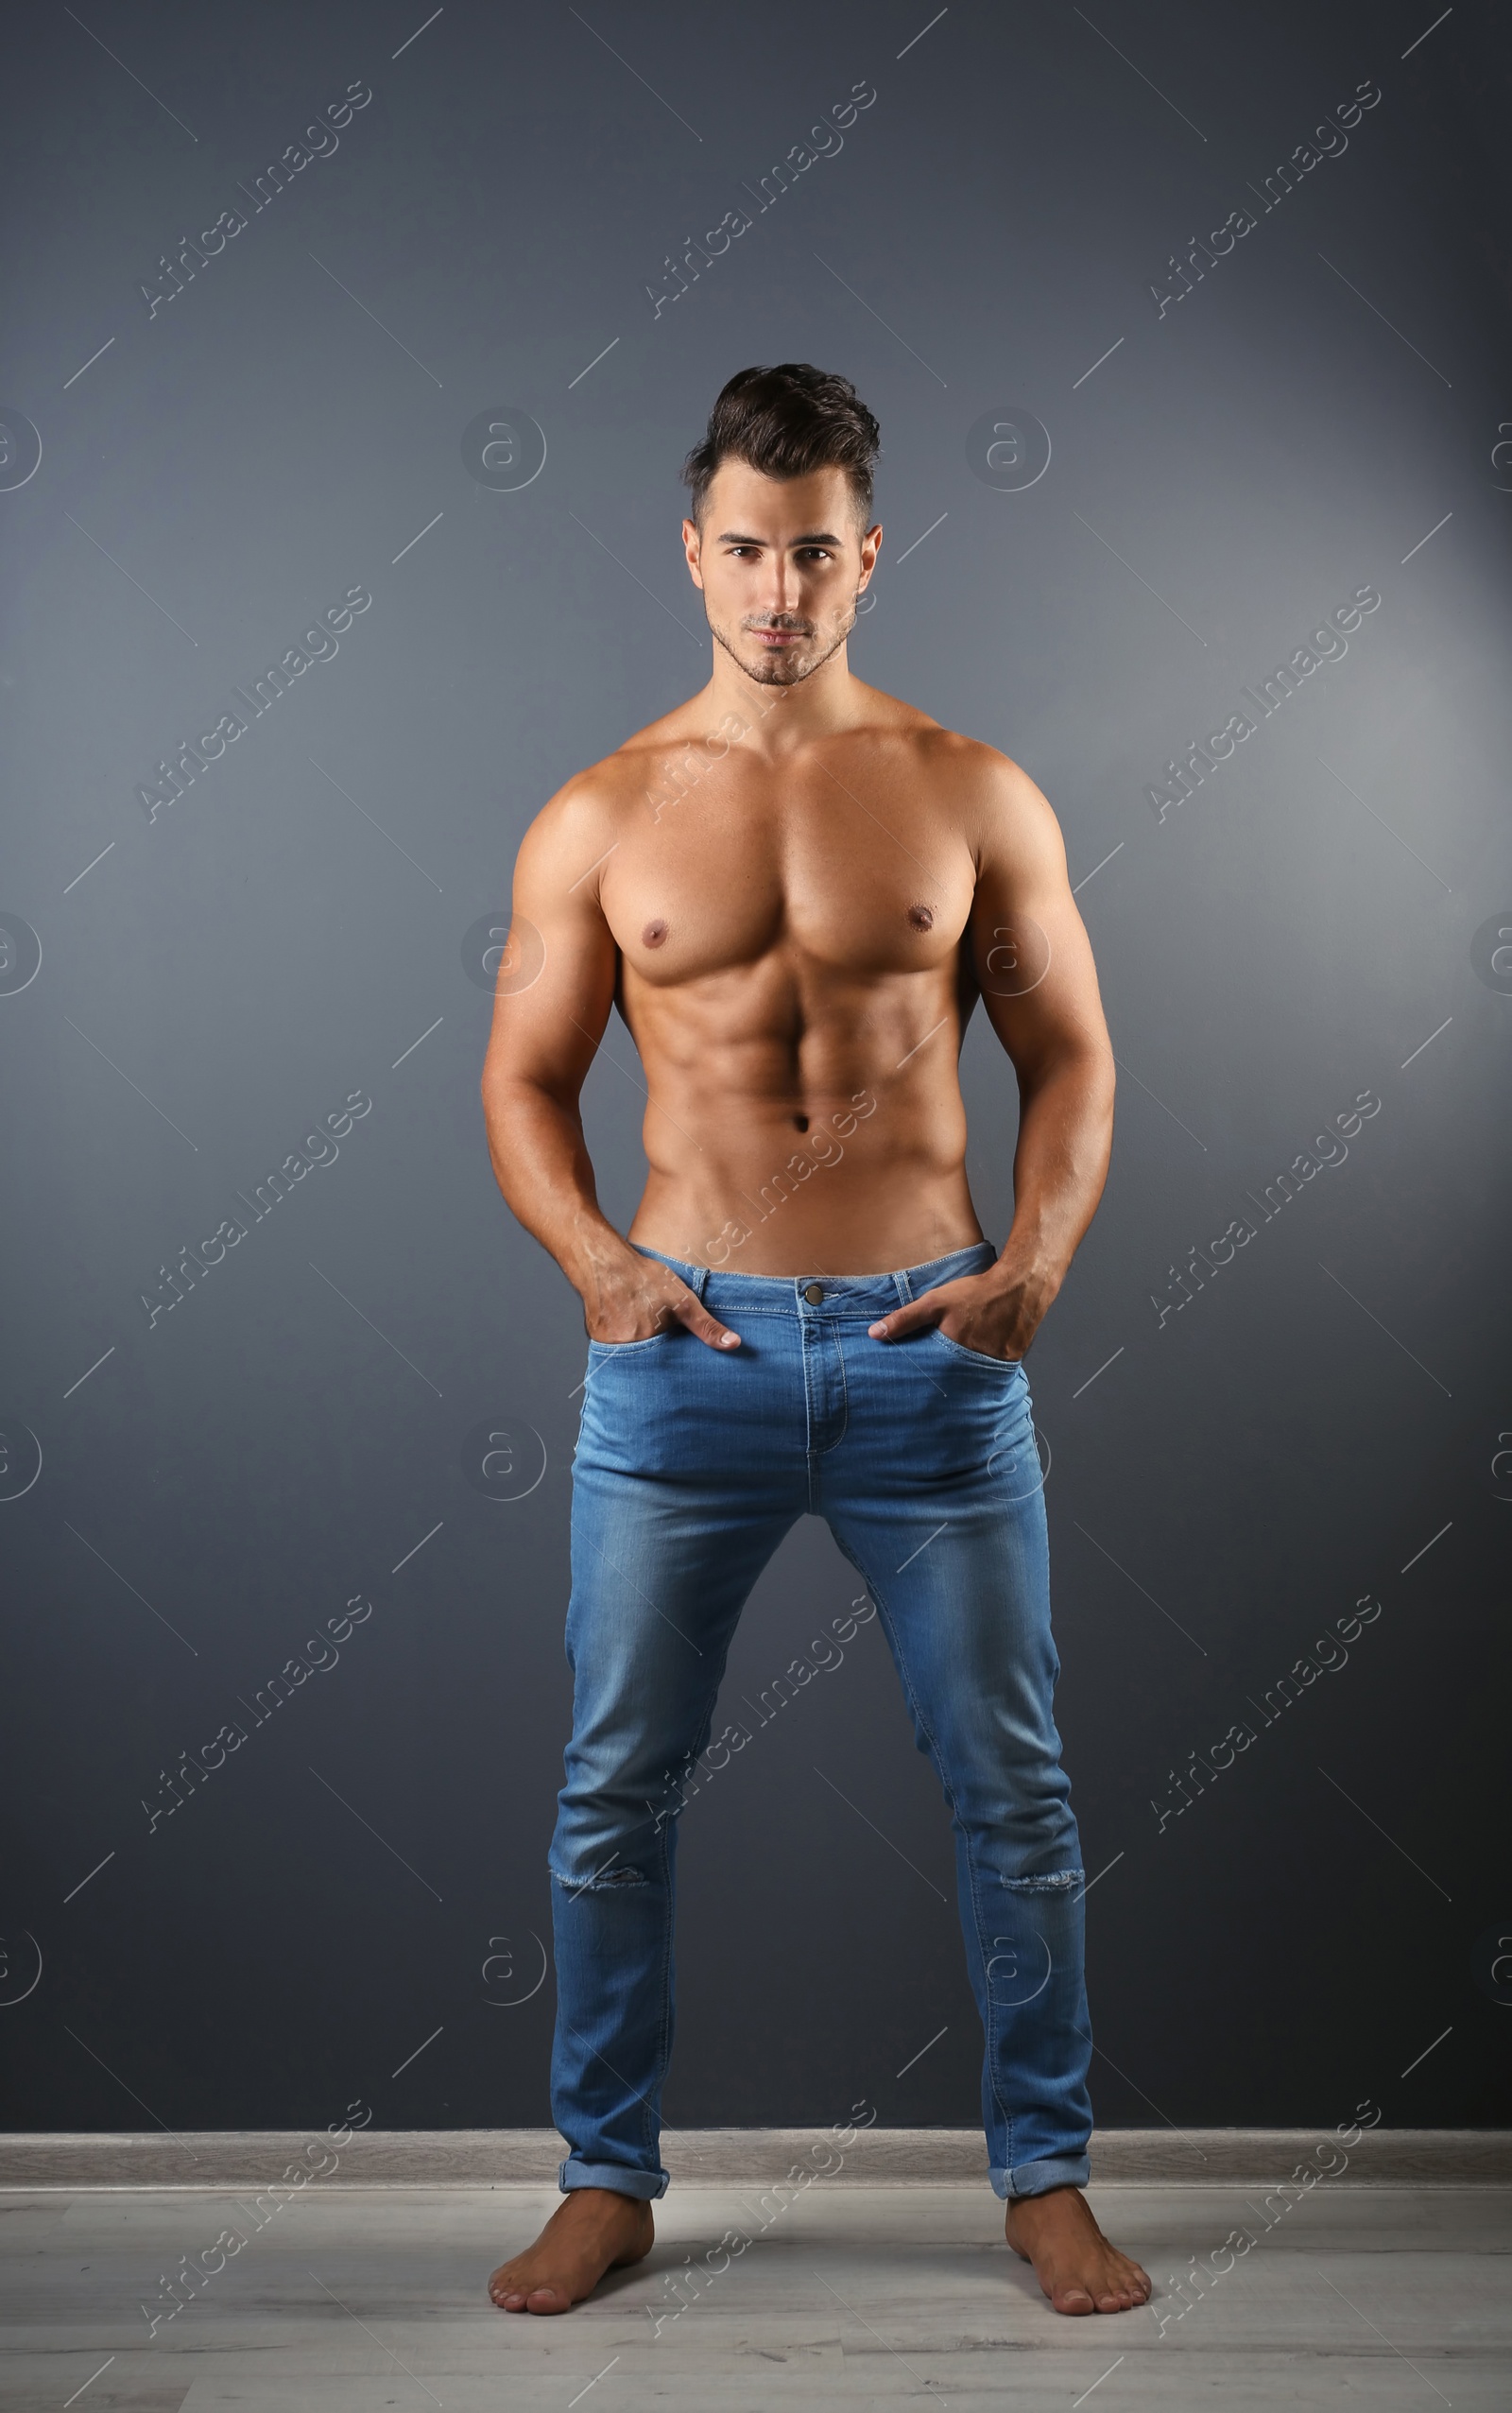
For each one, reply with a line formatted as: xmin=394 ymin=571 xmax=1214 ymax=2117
xmin=559 ymin=2157 xmax=668 ymax=2201
xmin=991 ymin=2152 xmax=1091 ymax=2201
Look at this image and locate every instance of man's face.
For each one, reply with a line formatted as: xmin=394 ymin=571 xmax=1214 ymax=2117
xmin=682 ymin=461 xmax=882 ymax=686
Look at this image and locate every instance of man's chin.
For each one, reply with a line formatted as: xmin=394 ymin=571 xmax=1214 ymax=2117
xmin=708 ymin=614 xmax=850 ymax=686
xmin=740 ymin=649 xmax=814 ymax=685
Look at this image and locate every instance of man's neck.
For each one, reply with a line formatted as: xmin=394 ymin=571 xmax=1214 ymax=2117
xmin=702 ymin=639 xmax=868 ymax=756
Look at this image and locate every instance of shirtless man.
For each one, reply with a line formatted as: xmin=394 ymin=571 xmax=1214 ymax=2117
xmin=480 ymin=364 xmax=1149 ymax=2320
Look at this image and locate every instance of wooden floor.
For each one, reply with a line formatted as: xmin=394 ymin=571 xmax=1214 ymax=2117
xmin=3 ymin=2180 xmax=1508 ymax=2409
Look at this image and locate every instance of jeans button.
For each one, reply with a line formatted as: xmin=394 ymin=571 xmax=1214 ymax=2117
xmin=803 ymin=1283 xmax=824 ymax=1304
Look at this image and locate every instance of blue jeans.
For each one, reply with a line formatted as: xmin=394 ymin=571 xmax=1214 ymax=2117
xmin=550 ymin=1241 xmax=1092 ymax=2203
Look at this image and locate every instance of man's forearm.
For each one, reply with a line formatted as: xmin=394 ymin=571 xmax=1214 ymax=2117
xmin=1000 ymin=1048 xmax=1115 ymax=1297
xmin=482 ymin=1076 xmax=632 ymax=1299
xmin=481 ymin=1071 xmax=739 ymax=1349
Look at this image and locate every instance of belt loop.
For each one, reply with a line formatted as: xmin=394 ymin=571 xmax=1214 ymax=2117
xmin=892 ymin=1267 xmax=913 ymax=1306
xmin=685 ymin=1262 xmax=711 ymax=1301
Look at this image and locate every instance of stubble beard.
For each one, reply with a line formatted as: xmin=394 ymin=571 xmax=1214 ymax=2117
xmin=707 ymin=595 xmax=861 ymax=688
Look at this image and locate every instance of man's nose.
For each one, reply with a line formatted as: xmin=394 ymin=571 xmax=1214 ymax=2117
xmin=757 ymin=560 xmax=797 ymax=612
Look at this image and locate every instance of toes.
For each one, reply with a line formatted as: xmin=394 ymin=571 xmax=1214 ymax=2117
xmin=524 ymin=2284 xmax=570 ymax=2315
xmin=1095 ymin=2288 xmax=1133 ymax=2313
xmin=1054 ymin=2285 xmax=1095 ymax=2315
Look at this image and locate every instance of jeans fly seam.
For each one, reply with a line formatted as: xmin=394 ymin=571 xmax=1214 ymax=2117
xmin=814 ymin=1323 xmax=850 ymax=1460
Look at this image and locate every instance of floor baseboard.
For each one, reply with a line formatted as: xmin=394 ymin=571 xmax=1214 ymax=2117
xmin=1 ymin=2126 xmax=1506 ymax=2188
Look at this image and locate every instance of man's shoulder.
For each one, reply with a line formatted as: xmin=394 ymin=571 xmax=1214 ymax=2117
xmin=843 ymin=693 xmax=1044 ymax=808
xmin=526 ymin=698 xmax=717 ymax=840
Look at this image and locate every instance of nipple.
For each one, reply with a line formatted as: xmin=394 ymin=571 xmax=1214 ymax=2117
xmin=907 ymin=904 xmax=935 ymax=932
xmin=643 ymin=919 xmax=668 ymax=948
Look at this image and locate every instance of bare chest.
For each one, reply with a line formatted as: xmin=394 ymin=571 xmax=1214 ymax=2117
xmin=600 ymin=761 xmax=975 ymax=987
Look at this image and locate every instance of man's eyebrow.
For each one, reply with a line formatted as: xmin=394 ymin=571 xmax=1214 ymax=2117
xmin=713 ymin=528 xmax=845 ymax=546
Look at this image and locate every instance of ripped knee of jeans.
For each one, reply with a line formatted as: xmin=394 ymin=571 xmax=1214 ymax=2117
xmin=551 ymin=1861 xmax=651 ymax=1895
xmin=1000 ymin=1870 xmax=1083 ymax=1894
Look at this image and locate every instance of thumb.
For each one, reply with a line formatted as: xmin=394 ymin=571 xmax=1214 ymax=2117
xmin=868 ymin=1296 xmax=941 ymax=1342
xmin=673 ymin=1292 xmax=741 ymax=1351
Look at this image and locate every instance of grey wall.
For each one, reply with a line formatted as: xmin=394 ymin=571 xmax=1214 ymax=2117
xmin=3 ymin=0 xmax=1508 ymax=2144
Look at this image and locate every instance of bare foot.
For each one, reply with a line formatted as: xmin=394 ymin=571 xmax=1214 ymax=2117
xmin=1005 ymin=2185 xmax=1151 ymax=2316
xmin=489 ymin=2187 xmax=654 ymax=2314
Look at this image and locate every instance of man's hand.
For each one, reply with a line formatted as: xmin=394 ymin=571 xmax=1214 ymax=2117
xmin=582 ymin=1247 xmax=741 ymax=1350
xmin=867 ymin=1261 xmax=1057 ymax=1361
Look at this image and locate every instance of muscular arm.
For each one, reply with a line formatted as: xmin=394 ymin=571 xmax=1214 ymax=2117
xmin=479 ymin=787 xmax=739 ymax=1348
xmin=871 ymin=758 xmax=1115 ymax=1357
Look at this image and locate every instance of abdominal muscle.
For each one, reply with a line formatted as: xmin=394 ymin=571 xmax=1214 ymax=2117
xmin=620 ymin=958 xmax=987 ymax=1276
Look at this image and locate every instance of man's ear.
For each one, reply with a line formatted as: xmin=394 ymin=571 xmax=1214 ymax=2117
xmin=857 ymin=521 xmax=883 ymax=586
xmin=681 ymin=515 xmax=705 ymax=588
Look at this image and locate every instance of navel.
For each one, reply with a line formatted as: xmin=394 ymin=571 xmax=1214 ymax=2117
xmin=643 ymin=918 xmax=668 ymax=949
xmin=907 ymin=903 xmax=935 ymax=933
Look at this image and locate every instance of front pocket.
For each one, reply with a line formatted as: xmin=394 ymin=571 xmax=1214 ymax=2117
xmin=928 ymin=1328 xmax=1024 ymax=1371
xmin=587 ymin=1329 xmax=675 ymax=1354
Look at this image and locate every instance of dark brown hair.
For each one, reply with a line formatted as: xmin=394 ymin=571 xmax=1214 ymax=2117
xmin=682 ymin=364 xmax=880 ymax=526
